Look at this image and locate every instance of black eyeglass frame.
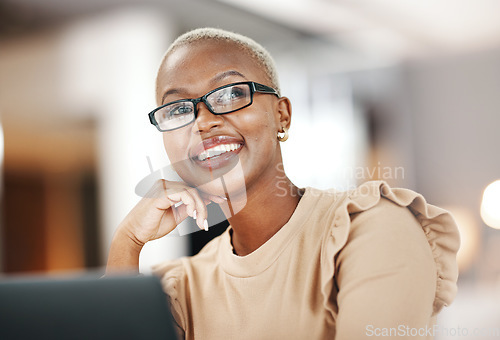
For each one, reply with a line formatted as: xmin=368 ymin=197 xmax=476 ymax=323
xmin=148 ymin=81 xmax=279 ymax=132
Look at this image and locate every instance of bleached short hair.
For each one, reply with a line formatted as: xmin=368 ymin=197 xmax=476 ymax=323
xmin=157 ymin=27 xmax=281 ymax=96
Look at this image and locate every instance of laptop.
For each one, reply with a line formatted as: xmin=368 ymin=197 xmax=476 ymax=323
xmin=0 ymin=273 xmax=178 ymax=340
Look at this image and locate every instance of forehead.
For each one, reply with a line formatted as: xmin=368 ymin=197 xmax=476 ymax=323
xmin=156 ymin=40 xmax=269 ymax=100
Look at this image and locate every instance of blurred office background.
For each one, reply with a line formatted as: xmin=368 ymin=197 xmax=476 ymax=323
xmin=0 ymin=0 xmax=499 ymax=337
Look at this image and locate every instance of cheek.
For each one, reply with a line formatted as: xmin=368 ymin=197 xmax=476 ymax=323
xmin=163 ymin=132 xmax=188 ymax=162
xmin=236 ymin=108 xmax=277 ymax=142
xmin=252 ymin=117 xmax=275 ymax=143
xmin=233 ymin=112 xmax=278 ymax=165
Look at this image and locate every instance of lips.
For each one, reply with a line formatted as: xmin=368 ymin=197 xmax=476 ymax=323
xmin=190 ymin=135 xmax=243 ymax=170
xmin=196 ymin=143 xmax=241 ymax=161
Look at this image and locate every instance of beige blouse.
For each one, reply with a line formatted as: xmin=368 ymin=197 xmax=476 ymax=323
xmin=152 ymin=181 xmax=460 ymax=339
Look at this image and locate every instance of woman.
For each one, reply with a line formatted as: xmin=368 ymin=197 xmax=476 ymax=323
xmin=107 ymin=28 xmax=460 ymax=339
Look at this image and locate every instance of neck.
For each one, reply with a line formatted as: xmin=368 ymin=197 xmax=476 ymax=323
xmin=224 ymin=167 xmax=303 ymax=256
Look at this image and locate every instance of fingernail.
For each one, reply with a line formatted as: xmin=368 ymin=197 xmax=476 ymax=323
xmin=219 ymin=196 xmax=228 ymax=200
xmin=192 ymin=209 xmax=197 ymax=220
xmin=203 ymin=219 xmax=209 ymax=231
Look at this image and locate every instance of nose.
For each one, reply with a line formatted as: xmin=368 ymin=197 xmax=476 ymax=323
xmin=192 ymin=102 xmax=224 ymax=133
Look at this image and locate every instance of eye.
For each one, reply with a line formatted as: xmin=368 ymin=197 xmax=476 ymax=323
xmin=229 ymin=86 xmax=245 ymax=99
xmin=165 ymin=103 xmax=193 ymax=118
xmin=215 ymin=86 xmax=245 ymax=104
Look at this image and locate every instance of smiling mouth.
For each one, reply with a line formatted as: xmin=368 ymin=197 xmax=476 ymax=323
xmin=196 ymin=143 xmax=242 ymax=161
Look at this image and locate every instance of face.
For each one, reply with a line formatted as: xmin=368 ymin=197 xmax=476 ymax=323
xmin=156 ymin=40 xmax=291 ymax=198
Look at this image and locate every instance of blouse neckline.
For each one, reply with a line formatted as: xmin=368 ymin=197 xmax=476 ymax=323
xmin=218 ymin=187 xmax=317 ymax=277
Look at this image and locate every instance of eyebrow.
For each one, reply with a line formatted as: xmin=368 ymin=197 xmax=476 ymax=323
xmin=161 ymin=88 xmax=183 ymax=104
xmin=210 ymin=70 xmax=247 ymax=84
xmin=161 ymin=70 xmax=247 ymax=104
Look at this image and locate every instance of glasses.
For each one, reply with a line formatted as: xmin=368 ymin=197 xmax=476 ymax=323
xmin=149 ymin=81 xmax=279 ymax=132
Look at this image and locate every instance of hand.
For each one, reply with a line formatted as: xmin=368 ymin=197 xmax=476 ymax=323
xmin=119 ymin=179 xmax=226 ymax=246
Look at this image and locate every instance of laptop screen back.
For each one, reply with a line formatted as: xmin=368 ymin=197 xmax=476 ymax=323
xmin=0 ymin=274 xmax=177 ymax=340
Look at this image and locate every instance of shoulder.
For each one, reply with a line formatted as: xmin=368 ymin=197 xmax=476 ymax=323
xmin=320 ymin=180 xmax=460 ymax=315
xmin=330 ymin=180 xmax=460 ymax=244
xmin=150 ymin=230 xmax=227 ymax=333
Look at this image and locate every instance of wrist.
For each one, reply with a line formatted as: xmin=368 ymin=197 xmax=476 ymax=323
xmin=106 ymin=225 xmax=143 ymax=274
xmin=115 ymin=223 xmax=146 ymax=251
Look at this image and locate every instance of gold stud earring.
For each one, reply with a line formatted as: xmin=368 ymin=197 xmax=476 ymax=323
xmin=277 ymin=127 xmax=289 ymax=142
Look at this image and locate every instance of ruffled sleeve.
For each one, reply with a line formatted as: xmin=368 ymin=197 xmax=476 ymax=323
xmin=151 ymin=259 xmax=187 ymax=339
xmin=320 ymin=180 xmax=460 ymax=324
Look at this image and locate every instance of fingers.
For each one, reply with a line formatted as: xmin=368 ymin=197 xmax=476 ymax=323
xmin=123 ymin=179 xmax=215 ymax=245
xmin=166 ymin=190 xmax=196 ymax=216
xmin=200 ymin=193 xmax=228 ymax=204
xmin=147 ymin=179 xmax=218 ymax=232
xmin=188 ymin=188 xmax=209 ymax=231
xmin=163 ymin=185 xmax=209 ymax=231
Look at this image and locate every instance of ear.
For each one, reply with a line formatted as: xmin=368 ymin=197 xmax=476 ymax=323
xmin=275 ymin=96 xmax=292 ymax=131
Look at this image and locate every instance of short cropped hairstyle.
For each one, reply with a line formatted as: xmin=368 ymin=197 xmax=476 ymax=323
xmin=157 ymin=27 xmax=281 ymax=97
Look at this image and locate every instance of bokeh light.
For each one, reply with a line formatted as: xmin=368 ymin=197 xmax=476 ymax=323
xmin=481 ymin=180 xmax=500 ymax=230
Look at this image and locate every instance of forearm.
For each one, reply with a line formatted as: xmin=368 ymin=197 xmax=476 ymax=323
xmin=106 ymin=226 xmax=144 ymax=275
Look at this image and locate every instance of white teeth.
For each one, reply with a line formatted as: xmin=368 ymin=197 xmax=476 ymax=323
xmin=197 ymin=143 xmax=241 ymax=161
xmin=198 ymin=150 xmax=208 ymax=160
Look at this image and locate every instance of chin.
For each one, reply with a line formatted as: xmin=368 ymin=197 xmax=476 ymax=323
xmin=196 ymin=160 xmax=248 ymax=216
xmin=170 ymin=153 xmax=249 ymax=215
xmin=198 ymin=159 xmax=246 ymax=194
